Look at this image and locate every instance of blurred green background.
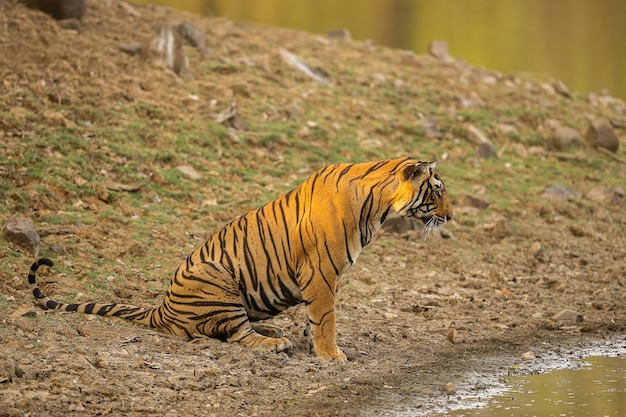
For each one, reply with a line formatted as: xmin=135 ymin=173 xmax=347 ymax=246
xmin=132 ymin=0 xmax=626 ymax=100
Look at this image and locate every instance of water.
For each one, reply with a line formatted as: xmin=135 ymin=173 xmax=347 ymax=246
xmin=130 ymin=0 xmax=626 ymax=99
xmin=432 ymin=356 xmax=626 ymax=417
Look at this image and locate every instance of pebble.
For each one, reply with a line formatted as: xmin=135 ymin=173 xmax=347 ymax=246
xmin=529 ymin=241 xmax=542 ymax=257
xmin=2 ymin=216 xmax=40 ymax=257
xmin=144 ymin=22 xmax=189 ymax=77
xmin=586 ymin=186 xmax=624 ymax=204
xmin=552 ymin=79 xmax=572 ymax=97
xmin=466 ymin=124 xmax=497 ymax=158
xmin=585 ymin=118 xmax=619 ymax=152
xmin=456 ymin=193 xmax=490 ymax=209
xmin=428 ymin=40 xmax=451 ymax=62
xmin=327 ymin=28 xmax=352 ymax=40
xmin=493 ymin=216 xmax=518 ymax=239
xmin=177 ymin=165 xmax=202 ymax=180
xmin=550 ymin=125 xmax=582 ymax=151
xmin=552 ymin=309 xmax=583 ymax=322
xmin=444 ymin=382 xmax=456 ymax=394
xmin=447 ymin=328 xmax=457 ymax=344
xmin=181 ymin=22 xmax=205 ymax=48
xmin=541 ymin=184 xmax=581 ymax=201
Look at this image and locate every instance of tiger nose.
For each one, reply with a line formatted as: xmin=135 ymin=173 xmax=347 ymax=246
xmin=445 ymin=214 xmax=453 ymax=222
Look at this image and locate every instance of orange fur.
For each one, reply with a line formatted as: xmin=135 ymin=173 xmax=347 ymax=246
xmin=29 ymin=157 xmax=452 ymax=361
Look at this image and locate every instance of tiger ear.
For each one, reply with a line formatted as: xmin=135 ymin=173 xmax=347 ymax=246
xmin=403 ymin=161 xmax=436 ymax=180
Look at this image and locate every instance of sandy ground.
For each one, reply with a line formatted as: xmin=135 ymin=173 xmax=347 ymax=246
xmin=1 ymin=1 xmax=625 ymax=416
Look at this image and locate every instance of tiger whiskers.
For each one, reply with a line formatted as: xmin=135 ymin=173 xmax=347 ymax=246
xmin=421 ymin=216 xmax=446 ymax=240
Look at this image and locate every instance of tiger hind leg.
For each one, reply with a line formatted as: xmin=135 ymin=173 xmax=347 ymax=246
xmin=173 ymin=262 xmax=292 ymax=353
xmin=251 ymin=323 xmax=285 ymax=338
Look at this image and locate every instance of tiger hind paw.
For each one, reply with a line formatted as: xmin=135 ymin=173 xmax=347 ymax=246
xmin=231 ymin=331 xmax=293 ymax=353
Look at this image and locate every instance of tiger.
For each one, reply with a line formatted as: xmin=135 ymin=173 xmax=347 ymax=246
xmin=28 ymin=157 xmax=452 ymax=362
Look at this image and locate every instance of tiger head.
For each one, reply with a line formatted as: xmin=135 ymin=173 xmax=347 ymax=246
xmin=392 ymin=160 xmax=453 ymax=234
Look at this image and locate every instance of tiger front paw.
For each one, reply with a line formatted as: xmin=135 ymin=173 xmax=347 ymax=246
xmin=316 ymin=347 xmax=347 ymax=363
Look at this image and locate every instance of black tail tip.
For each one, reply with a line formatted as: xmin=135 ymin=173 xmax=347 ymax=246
xmin=38 ymin=258 xmax=54 ymax=267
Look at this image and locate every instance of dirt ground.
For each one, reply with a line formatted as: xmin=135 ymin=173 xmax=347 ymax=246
xmin=1 ymin=1 xmax=625 ymax=416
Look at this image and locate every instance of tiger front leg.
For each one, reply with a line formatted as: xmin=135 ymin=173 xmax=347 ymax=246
xmin=302 ymin=285 xmax=347 ymax=362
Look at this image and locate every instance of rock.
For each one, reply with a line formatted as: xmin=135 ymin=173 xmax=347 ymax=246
xmin=181 ymin=22 xmax=205 ymax=48
xmin=439 ymin=228 xmax=453 ymax=239
xmin=529 ymin=241 xmax=543 ymax=258
xmin=552 ymin=79 xmax=572 ymax=98
xmin=552 ymin=309 xmax=583 ymax=322
xmin=443 ymin=382 xmax=456 ymax=394
xmin=143 ymin=22 xmax=189 ymax=77
xmin=585 ymin=118 xmax=619 ymax=152
xmin=465 ymin=124 xmax=496 ymax=158
xmin=419 ymin=114 xmax=442 ymax=139
xmin=0 ymin=359 xmax=23 ymax=383
xmin=120 ymin=43 xmax=144 ymax=56
xmin=456 ymin=194 xmax=490 ymax=209
xmin=57 ymin=18 xmax=82 ymax=31
xmin=493 ymin=216 xmax=518 ymax=239
xmin=541 ymin=184 xmax=581 ymax=201
xmin=496 ymin=123 xmax=519 ymax=137
xmin=2 ymin=216 xmax=41 ymax=257
xmin=586 ymin=186 xmax=624 ymax=204
xmin=428 ymin=40 xmax=451 ymax=62
xmin=447 ymin=328 xmax=457 ymax=344
xmin=176 ymin=165 xmax=201 ymax=180
xmin=382 ymin=217 xmax=419 ymax=235
xmin=279 ymin=48 xmax=331 ymax=85
xmin=521 ymin=351 xmax=536 ymax=361
xmin=550 ymin=126 xmax=583 ymax=151
xmin=477 ymin=142 xmax=496 ymax=158
xmin=327 ymin=28 xmax=352 ymax=41
xmin=25 ymin=0 xmax=87 ymax=20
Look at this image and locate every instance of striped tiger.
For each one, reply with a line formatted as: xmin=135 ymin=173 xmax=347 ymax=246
xmin=28 ymin=157 xmax=452 ymax=361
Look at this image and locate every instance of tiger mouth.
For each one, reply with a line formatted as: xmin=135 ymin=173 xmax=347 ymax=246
xmin=418 ymin=214 xmax=447 ymax=227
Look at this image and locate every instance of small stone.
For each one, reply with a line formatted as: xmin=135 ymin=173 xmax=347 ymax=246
xmin=466 ymin=124 xmax=497 ymax=158
xmin=0 ymin=359 xmax=22 ymax=383
xmin=521 ymin=351 xmax=536 ymax=361
xmin=176 ymin=165 xmax=202 ymax=180
xmin=180 ymin=22 xmax=205 ymax=48
xmin=382 ymin=217 xmax=419 ymax=235
xmin=428 ymin=40 xmax=451 ymax=62
xmin=25 ymin=0 xmax=87 ymax=20
xmin=419 ymin=114 xmax=442 ymax=139
xmin=529 ymin=241 xmax=543 ymax=258
xmin=493 ymin=216 xmax=518 ymax=239
xmin=57 ymin=18 xmax=82 ymax=31
xmin=585 ymin=118 xmax=619 ymax=152
xmin=443 ymin=382 xmax=456 ymax=394
xmin=456 ymin=194 xmax=490 ymax=209
xmin=586 ymin=186 xmax=624 ymax=204
xmin=496 ymin=123 xmax=519 ymax=137
xmin=120 ymin=43 xmax=144 ymax=56
xmin=143 ymin=22 xmax=189 ymax=77
xmin=447 ymin=328 xmax=457 ymax=344
xmin=551 ymin=126 xmax=583 ymax=151
xmin=542 ymin=184 xmax=581 ymax=201
xmin=3 ymin=216 xmax=41 ymax=257
xmin=552 ymin=79 xmax=572 ymax=98
xmin=439 ymin=228 xmax=453 ymax=239
xmin=327 ymin=28 xmax=352 ymax=41
xmin=552 ymin=309 xmax=583 ymax=322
